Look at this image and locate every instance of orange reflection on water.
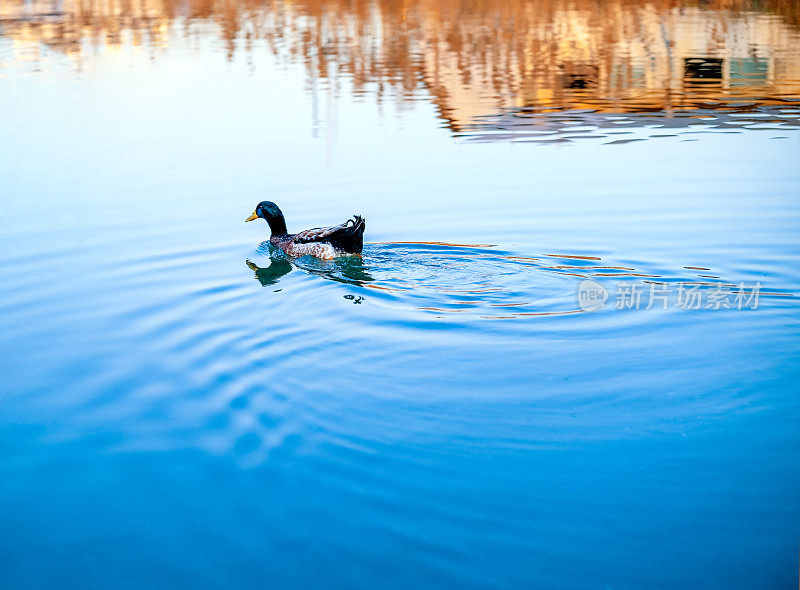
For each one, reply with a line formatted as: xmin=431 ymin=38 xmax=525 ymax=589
xmin=2 ymin=0 xmax=799 ymax=123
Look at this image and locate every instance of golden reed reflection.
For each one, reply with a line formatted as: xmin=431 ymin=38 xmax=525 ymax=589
xmin=2 ymin=0 xmax=799 ymax=126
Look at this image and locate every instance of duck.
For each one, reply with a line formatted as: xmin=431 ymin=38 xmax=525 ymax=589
xmin=246 ymin=201 xmax=365 ymax=259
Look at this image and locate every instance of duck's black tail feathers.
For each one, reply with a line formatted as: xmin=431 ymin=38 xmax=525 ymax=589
xmin=292 ymin=215 xmax=366 ymax=254
xmin=333 ymin=215 xmax=365 ymax=253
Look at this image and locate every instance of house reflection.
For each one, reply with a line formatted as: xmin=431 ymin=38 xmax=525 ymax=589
xmin=559 ymin=63 xmax=599 ymax=90
xmin=684 ymin=58 xmax=724 ymax=82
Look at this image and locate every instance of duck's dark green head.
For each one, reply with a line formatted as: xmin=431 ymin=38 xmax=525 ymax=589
xmin=245 ymin=201 xmax=288 ymax=235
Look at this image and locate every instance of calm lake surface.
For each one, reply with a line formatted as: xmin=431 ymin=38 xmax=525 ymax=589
xmin=1 ymin=0 xmax=799 ymax=587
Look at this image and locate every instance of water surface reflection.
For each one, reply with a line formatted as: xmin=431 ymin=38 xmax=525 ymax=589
xmin=246 ymin=242 xmax=797 ymax=320
xmin=247 ymin=243 xmax=374 ymax=287
xmin=3 ymin=0 xmax=800 ymax=138
xmin=2 ymin=1 xmax=800 ymax=588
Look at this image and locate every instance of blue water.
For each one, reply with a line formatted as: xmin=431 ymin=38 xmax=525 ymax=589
xmin=1 ymin=1 xmax=800 ymax=587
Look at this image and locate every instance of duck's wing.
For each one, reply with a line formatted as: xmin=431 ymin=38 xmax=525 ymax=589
xmin=292 ymin=215 xmax=365 ymax=253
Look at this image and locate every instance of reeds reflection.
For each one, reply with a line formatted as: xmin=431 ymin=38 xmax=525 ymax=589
xmin=2 ymin=0 xmax=799 ymax=129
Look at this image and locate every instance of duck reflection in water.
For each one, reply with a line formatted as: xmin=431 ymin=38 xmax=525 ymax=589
xmin=246 ymin=248 xmax=374 ymax=288
xmin=246 ymin=257 xmax=293 ymax=286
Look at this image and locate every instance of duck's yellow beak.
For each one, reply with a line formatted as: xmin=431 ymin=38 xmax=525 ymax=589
xmin=245 ymin=211 xmax=258 ymax=222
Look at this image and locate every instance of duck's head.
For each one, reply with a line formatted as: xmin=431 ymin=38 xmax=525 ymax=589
xmin=246 ymin=201 xmax=288 ymax=235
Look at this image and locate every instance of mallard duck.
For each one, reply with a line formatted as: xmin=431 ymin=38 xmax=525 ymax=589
xmin=246 ymin=201 xmax=365 ymax=259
